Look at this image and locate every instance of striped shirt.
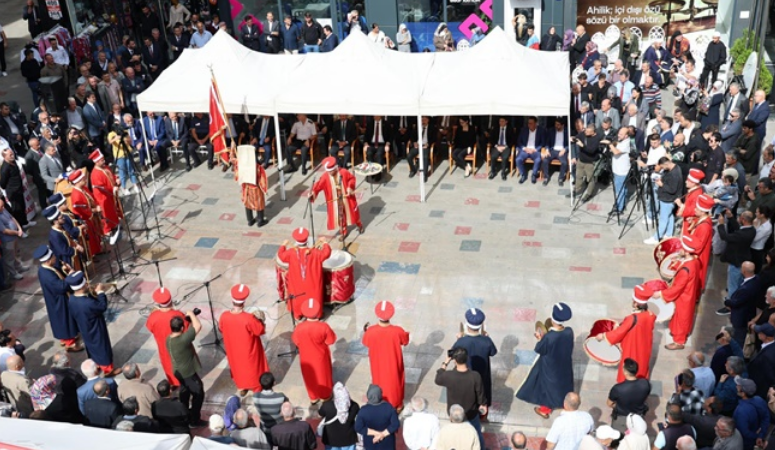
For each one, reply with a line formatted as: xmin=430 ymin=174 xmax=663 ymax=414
xmin=253 ymin=390 xmax=288 ymax=429
xmin=642 ymin=84 xmax=662 ymax=110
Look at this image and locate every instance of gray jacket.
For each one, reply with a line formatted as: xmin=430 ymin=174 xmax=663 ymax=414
xmin=39 ymin=154 xmax=64 ymax=191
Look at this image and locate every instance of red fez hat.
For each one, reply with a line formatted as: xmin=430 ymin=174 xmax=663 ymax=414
xmin=152 ymin=287 xmax=172 ymax=306
xmin=697 ymin=194 xmax=714 ymax=212
xmin=681 ymin=235 xmax=698 ymax=254
xmin=687 ymin=168 xmax=705 ymax=184
xmin=68 ymin=169 xmax=85 ymax=184
xmin=300 ymin=298 xmax=320 ymax=319
xmin=643 ymin=279 xmax=668 ymax=292
xmin=231 ymin=284 xmax=250 ymax=303
xmin=322 ymin=156 xmax=337 ymax=172
xmin=292 ymin=227 xmax=309 ymax=245
xmin=374 ymin=300 xmax=395 ymax=321
xmin=632 ymin=284 xmax=654 ymax=304
xmin=89 ymin=150 xmax=104 ymax=163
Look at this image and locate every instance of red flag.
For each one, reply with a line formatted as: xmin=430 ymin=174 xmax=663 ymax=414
xmin=209 ymin=79 xmax=230 ymax=164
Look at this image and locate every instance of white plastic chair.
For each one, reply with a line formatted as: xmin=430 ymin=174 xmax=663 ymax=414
xmin=630 ymin=27 xmax=643 ymax=40
xmin=591 ymin=32 xmax=606 ymax=47
xmin=605 ymin=25 xmax=621 ymax=42
xmin=572 ymin=65 xmax=584 ymax=83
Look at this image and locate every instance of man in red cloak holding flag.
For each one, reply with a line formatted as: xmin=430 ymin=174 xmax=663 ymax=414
xmin=88 ymin=150 xmax=122 ymax=238
xmin=277 ymin=227 xmax=331 ymax=319
xmin=310 ymin=156 xmax=364 ymax=241
xmin=362 ymin=301 xmax=410 ymax=411
xmin=291 ymin=298 xmax=337 ymax=405
xmin=234 ymin=147 xmax=268 ymax=227
xmin=145 ymin=287 xmax=187 ymax=387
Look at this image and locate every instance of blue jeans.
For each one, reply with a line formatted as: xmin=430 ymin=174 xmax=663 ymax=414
xmin=652 ymin=200 xmax=675 ymax=240
xmin=515 ymin=149 xmax=541 ymax=177
xmin=727 ymin=264 xmax=743 ymax=297
xmin=614 ymin=173 xmax=628 ymax=212
xmin=469 ymin=414 xmax=485 ymax=450
xmin=27 ymin=81 xmax=40 ymax=107
xmin=303 ymin=44 xmax=320 ymax=53
xmin=116 ymin=157 xmax=138 ymax=188
xmin=325 ymin=446 xmax=356 ymax=450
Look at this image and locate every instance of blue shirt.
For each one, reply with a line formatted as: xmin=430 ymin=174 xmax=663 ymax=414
xmin=733 ymin=396 xmax=770 ymax=450
xmin=190 ymin=30 xmax=213 ymax=48
xmin=0 ymin=209 xmax=18 ymax=244
xmin=281 ymin=23 xmax=301 ymax=51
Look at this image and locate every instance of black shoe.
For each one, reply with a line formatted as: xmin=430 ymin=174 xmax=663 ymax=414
xmin=542 ymin=179 xmax=549 ymax=186
xmin=559 ymin=180 xmax=564 ymax=187
xmin=488 ymin=172 xmax=496 ymax=180
xmin=531 ymin=174 xmax=537 ymax=184
xmin=257 ymin=219 xmax=268 ymax=227
xmin=185 ymin=165 xmax=192 ymax=172
xmin=247 ymin=218 xmax=256 ymax=226
xmin=189 ymin=419 xmax=208 ymax=429
xmin=409 ymin=170 xmax=417 ymax=178
xmin=207 ymin=164 xmax=214 ymax=170
xmin=716 ymin=307 xmax=731 ymax=316
xmin=501 ymin=172 xmax=507 ymax=181
xmin=285 ymin=165 xmax=298 ymax=173
xmin=302 ymin=167 xmax=308 ymax=175
xmin=423 ymin=172 xmax=428 ymax=183
xmin=580 ymin=195 xmax=591 ymax=203
xmin=519 ymin=175 xmax=527 ymax=184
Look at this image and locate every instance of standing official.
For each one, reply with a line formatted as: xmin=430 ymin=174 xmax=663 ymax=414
xmin=654 ymin=235 xmax=701 ymax=350
xmin=34 ymin=245 xmax=82 ymax=352
xmin=291 ymin=299 xmax=336 ymax=404
xmin=516 ymin=303 xmax=575 ymax=418
xmin=67 ymin=271 xmax=121 ymax=376
xmin=596 ymin=284 xmax=657 ymax=382
xmin=168 ymin=310 xmax=205 ymax=427
xmin=235 ymin=148 xmax=268 ymax=227
xmin=310 ymin=157 xmax=364 ymax=240
xmin=219 ymin=284 xmax=269 ymax=394
xmin=68 ymin=169 xmax=103 ymax=257
xmin=145 ymin=287 xmax=186 ymax=387
xmin=277 ymin=228 xmax=331 ymax=319
xmin=453 ymin=308 xmax=497 ymax=417
xmin=362 ymin=301 xmax=410 ymax=410
xmin=89 ymin=150 xmax=121 ymax=237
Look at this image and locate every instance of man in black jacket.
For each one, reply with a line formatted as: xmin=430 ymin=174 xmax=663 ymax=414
xmin=112 ymin=396 xmax=160 ymax=433
xmin=84 ymin=380 xmax=122 ymax=428
xmin=701 ymin=32 xmax=727 ymax=88
xmin=152 ymin=380 xmax=189 ymax=433
xmin=570 ymin=25 xmax=590 ymax=68
xmin=718 ymin=262 xmax=760 ymax=345
xmin=718 ymin=210 xmax=756 ymax=297
xmin=572 ymin=123 xmax=603 ymax=202
xmin=330 ymin=115 xmax=357 ymax=168
xmin=644 ymin=156 xmax=683 ymax=244
xmin=240 ymin=16 xmax=261 ymax=51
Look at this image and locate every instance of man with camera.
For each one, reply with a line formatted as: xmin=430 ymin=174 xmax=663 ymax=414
xmin=608 ymin=127 xmax=632 ymax=213
xmin=570 ymin=123 xmax=603 ymax=203
xmin=167 ymin=307 xmax=205 ymax=427
xmin=435 ymin=347 xmax=487 ymax=450
xmin=644 ymin=156 xmax=683 ymax=245
xmin=146 ymin=287 xmax=186 ymax=388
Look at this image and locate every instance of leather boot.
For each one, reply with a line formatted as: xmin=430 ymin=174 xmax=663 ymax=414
xmin=245 ymin=208 xmax=256 ymax=226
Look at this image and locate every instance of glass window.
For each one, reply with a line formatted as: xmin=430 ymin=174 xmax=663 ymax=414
xmin=397 ymin=0 xmax=444 ymax=52
xmin=284 ymin=0 xmax=332 ymax=20
xmin=236 ymin=1 xmax=281 ymax=24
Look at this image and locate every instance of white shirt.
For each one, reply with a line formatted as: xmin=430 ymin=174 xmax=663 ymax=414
xmin=554 ymin=131 xmax=565 ymax=151
xmin=545 ymin=410 xmax=594 ymax=450
xmin=526 ymin=129 xmax=536 ymax=148
xmin=753 ymin=220 xmax=773 ymax=250
xmin=402 ymin=412 xmax=440 ymax=450
xmin=290 ymin=120 xmax=316 ymax=141
xmin=690 ymin=366 xmax=716 ymax=397
xmin=759 ymin=159 xmax=774 ymax=181
xmin=646 ymin=145 xmax=667 ymax=166
xmin=682 ymin=123 xmax=694 ymax=142
xmin=0 ymin=347 xmax=16 ymax=372
xmin=369 ymin=30 xmax=386 ymax=45
xmin=46 ymin=46 xmax=70 ymax=66
xmin=612 ymin=139 xmax=632 ymax=176
xmin=628 ymin=115 xmax=638 ymax=127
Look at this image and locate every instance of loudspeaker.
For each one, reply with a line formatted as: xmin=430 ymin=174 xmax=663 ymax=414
xmin=38 ymin=76 xmax=68 ymax=113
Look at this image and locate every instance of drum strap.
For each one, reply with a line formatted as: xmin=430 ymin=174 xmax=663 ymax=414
xmin=626 ymin=313 xmax=638 ymax=332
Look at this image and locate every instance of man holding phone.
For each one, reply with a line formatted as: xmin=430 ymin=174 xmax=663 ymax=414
xmin=435 ymin=347 xmax=487 ymax=450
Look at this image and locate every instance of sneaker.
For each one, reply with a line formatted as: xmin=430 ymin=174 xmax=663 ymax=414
xmin=27 ymin=220 xmax=37 ymax=227
xmin=716 ymin=307 xmax=731 ymax=316
xmin=18 ymin=265 xmax=30 ymax=272
xmin=1 ymin=72 xmax=7 ymax=77
xmin=21 ymin=232 xmax=28 ymax=239
xmin=132 ymin=185 xmax=140 ymax=194
xmin=12 ymin=274 xmax=23 ymax=280
xmin=643 ymin=237 xmax=659 ymax=245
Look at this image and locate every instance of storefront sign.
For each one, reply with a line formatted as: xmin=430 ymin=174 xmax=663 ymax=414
xmin=45 ymin=0 xmax=63 ymax=20
xmin=458 ymin=0 xmax=492 ymax=39
xmin=576 ymin=0 xmax=717 ymax=35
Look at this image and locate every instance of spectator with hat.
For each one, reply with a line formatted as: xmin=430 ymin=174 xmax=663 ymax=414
xmin=34 ymin=244 xmax=81 ymax=352
xmin=747 ymin=323 xmax=775 ymax=399
xmin=577 ymin=424 xmax=620 ymax=450
xmin=677 ymin=168 xmax=705 ymax=235
xmin=66 ymin=271 xmax=121 ymax=377
xmin=453 ymin=308 xmax=497 ymax=417
xmin=516 ymin=302 xmax=575 ymax=418
xmin=145 ymin=287 xmax=186 ymax=387
xmin=363 ymin=301 xmax=410 ymax=411
xmin=277 ymin=227 xmax=331 ymax=320
xmin=291 ymin=298 xmax=336 ymax=405
xmin=167 ymin=308 xmax=204 ymax=427
xmin=733 ymin=377 xmax=769 ymax=450
xmin=218 ymin=284 xmax=269 ymax=395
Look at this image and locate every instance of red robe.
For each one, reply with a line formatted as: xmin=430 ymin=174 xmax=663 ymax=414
xmin=604 ymin=310 xmax=657 ymax=382
xmin=687 ymin=216 xmax=713 ymax=292
xmin=362 ymin=323 xmax=410 ymax=408
xmin=291 ymin=319 xmax=336 ymax=401
xmin=234 ymin=159 xmax=268 ymax=211
xmin=660 ymin=257 xmax=701 ymax=345
xmin=145 ymin=308 xmax=187 ymax=386
xmin=277 ymin=244 xmax=332 ymax=319
xmin=69 ymin=186 xmax=103 ymax=256
xmin=90 ymin=166 xmax=121 ymax=234
xmin=218 ymin=311 xmax=269 ymax=392
xmin=311 ymin=169 xmax=362 ymax=231
xmin=680 ymin=187 xmax=702 ymax=235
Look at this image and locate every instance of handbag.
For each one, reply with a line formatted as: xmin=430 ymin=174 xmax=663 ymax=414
xmin=316 ymin=415 xmax=340 ymax=438
xmin=698 ymin=94 xmax=711 ymax=115
xmin=743 ymin=330 xmax=757 ymax=359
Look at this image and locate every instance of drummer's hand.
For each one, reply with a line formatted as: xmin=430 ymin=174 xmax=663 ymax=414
xmin=282 ymin=240 xmax=289 ymax=247
xmin=456 ymin=332 xmax=464 ymax=339
xmin=595 ymin=333 xmax=605 ymax=341
xmin=347 ymin=189 xmax=353 ymax=196
xmin=652 ymin=291 xmax=662 ymax=298
xmin=76 ymin=245 xmax=84 ymax=253
xmin=95 ymin=283 xmax=105 ymax=293
xmin=534 ymin=331 xmax=542 ymax=340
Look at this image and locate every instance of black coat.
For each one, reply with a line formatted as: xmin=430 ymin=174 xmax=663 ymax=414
xmin=748 ymin=343 xmax=775 ymax=398
xmin=84 ymin=398 xmax=122 ymax=428
xmin=152 ymin=398 xmax=190 ymax=433
xmin=364 ymin=119 xmax=393 ymax=145
xmin=724 ymin=276 xmax=761 ymax=329
xmin=718 ymin=219 xmax=756 ymax=267
xmin=331 ymin=118 xmax=357 ymax=144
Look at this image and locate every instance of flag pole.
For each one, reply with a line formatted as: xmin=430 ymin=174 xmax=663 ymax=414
xmin=209 ymin=67 xmax=235 ymax=164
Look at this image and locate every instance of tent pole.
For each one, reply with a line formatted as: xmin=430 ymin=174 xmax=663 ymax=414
xmin=137 ymin=109 xmax=159 ymax=200
xmin=273 ymin=113 xmax=287 ymax=202
xmin=567 ymin=114 xmax=573 ymax=207
xmin=417 ymin=115 xmax=425 ymax=202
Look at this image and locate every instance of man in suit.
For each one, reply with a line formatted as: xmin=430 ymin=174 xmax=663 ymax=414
xmin=22 ymin=0 xmax=42 ymax=37
xmin=112 ymin=396 xmax=160 ymax=433
xmin=141 ymin=111 xmax=169 ymax=171
xmin=392 ymin=115 xmax=415 ymax=160
xmin=488 ymin=117 xmax=515 ymax=181
xmin=0 ymin=355 xmax=33 ymax=417
xmin=746 ymin=90 xmax=770 ymax=143
xmin=476 ymin=115 xmax=497 ymax=160
xmin=748 ymin=323 xmax=775 ymax=399
xmin=117 ymin=362 xmax=160 ymax=418
xmin=330 ymin=115 xmax=357 ymax=169
xmin=364 ymin=116 xmax=393 ymax=171
xmin=121 ymin=67 xmax=146 ymax=115
xmin=622 ymin=103 xmax=647 ymax=132
xmin=142 ymin=36 xmax=164 ymax=80
xmin=595 ymin=99 xmax=621 ymax=129
xmin=165 ymin=112 xmax=191 ymax=170
xmin=262 ymin=12 xmax=281 ymax=54
xmin=0 ymin=103 xmax=27 ymax=154
xmin=39 ymin=141 xmax=64 ymax=195
xmin=542 ymin=118 xmax=570 ymax=186
xmin=724 ymin=82 xmax=748 ymax=123
xmin=82 ymin=93 xmax=106 ymax=148
xmin=251 ymin=115 xmax=275 ymax=169
xmin=77 ymin=359 xmax=119 ymax=414
xmin=717 ymin=261 xmax=760 ymax=344
xmin=515 ymin=116 xmax=545 ymax=184
xmin=720 ymin=110 xmax=743 ymax=153
xmin=189 ymin=113 xmax=212 ymax=169
xmin=169 ymin=25 xmax=190 ymax=62
xmin=658 ymin=117 xmax=674 ymax=146
xmin=570 ymin=83 xmax=584 ymax=123
xmin=718 ymin=210 xmax=756 ymax=297
xmin=240 ymin=16 xmax=261 ymax=51
xmin=408 ymin=116 xmax=436 ymax=182
xmin=84 ymin=380 xmax=122 ymax=428
xmin=569 ymin=25 xmax=589 ymax=68
xmin=152 ymin=379 xmax=190 ymax=433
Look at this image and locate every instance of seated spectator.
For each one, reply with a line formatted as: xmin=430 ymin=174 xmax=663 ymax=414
xmin=671 ymin=369 xmax=706 ymax=415
xmin=76 ymin=359 xmax=118 ymax=414
xmin=151 ymin=380 xmax=189 ymax=434
xmin=687 ymin=352 xmax=716 ymax=398
xmin=208 ymin=413 xmax=235 ymax=444
xmin=230 ymin=407 xmax=270 ymax=449
xmin=83 ymin=379 xmax=121 ymax=428
xmin=402 ymin=396 xmax=439 ymax=450
xmin=683 ymin=398 xmax=723 ymax=448
xmin=515 ymin=116 xmax=544 ymax=184
xmin=117 ymin=362 xmax=160 ymax=418
xmin=654 ymin=403 xmax=696 ymax=450
xmin=432 ymin=404 xmax=479 ymax=450
xmin=0 ymin=355 xmax=33 ymax=417
xmin=112 ymin=396 xmax=159 ymax=433
xmin=607 ymin=358 xmax=650 ymax=432
xmin=732 ymin=377 xmax=769 ymax=450
xmin=319 ymin=382 xmax=360 ymax=450
xmin=618 ymin=414 xmax=650 ymax=450
xmin=271 ymin=401 xmax=317 ymax=450
xmin=253 ymin=372 xmax=288 ymax=436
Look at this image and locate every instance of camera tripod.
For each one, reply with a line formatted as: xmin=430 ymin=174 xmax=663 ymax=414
xmin=612 ymin=165 xmax=660 ymax=240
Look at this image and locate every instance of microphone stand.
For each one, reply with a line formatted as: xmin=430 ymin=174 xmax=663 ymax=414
xmin=135 ymin=257 xmax=178 ymax=317
xmin=277 ymin=292 xmax=305 ymax=358
xmin=184 ymin=273 xmax=224 ymax=353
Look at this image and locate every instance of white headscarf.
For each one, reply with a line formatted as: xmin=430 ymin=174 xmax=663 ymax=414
xmin=619 ymin=415 xmax=650 ymax=450
xmin=332 ymin=382 xmax=351 ymax=424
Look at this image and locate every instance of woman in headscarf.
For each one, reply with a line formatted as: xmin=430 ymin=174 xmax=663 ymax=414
xmin=667 ymin=30 xmax=690 ymax=63
xmin=354 ymin=384 xmax=400 ymax=450
xmin=581 ymin=41 xmax=600 ymax=70
xmin=540 ymin=26 xmax=562 ymax=51
xmin=562 ymin=29 xmax=575 ymax=51
xmin=618 ymin=414 xmax=650 ymax=450
xmin=396 ymin=24 xmax=412 ymax=53
xmin=700 ymin=80 xmax=725 ymax=129
xmin=433 ymin=23 xmax=453 ymax=52
xmin=319 ymin=382 xmax=361 ymax=450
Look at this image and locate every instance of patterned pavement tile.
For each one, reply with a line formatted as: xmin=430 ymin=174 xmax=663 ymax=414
xmin=584 ymin=233 xmax=601 ymax=239
xmin=219 ymin=213 xmax=235 ymax=221
xmin=498 ymin=186 xmax=513 ymax=193
xmin=460 ymin=240 xmax=481 ymax=252
xmin=384 ymin=181 xmax=398 ymax=188
xmin=570 ymin=266 xmax=592 ymax=272
xmin=491 ymin=213 xmax=506 ymax=221
xmin=621 ymin=276 xmax=645 ymax=289
xmin=398 ymin=242 xmax=420 ymax=253
xmin=429 ymin=210 xmax=445 ymax=218
xmin=393 ymin=223 xmax=409 ymax=231
xmin=194 ymin=237 xmax=219 ymax=248
xmin=513 ymin=308 xmax=537 ymax=322
xmin=377 ymin=262 xmax=421 ymax=275
xmin=277 ymin=217 xmax=294 ymax=224
xmin=406 ymin=195 xmax=421 ymax=202
xmin=186 ymin=184 xmax=201 ymax=191
xmin=515 ymin=350 xmax=538 ymax=366
xmin=614 ymin=248 xmax=627 ymax=255
xmin=522 ymin=241 xmax=542 ymax=247
xmin=201 ymin=198 xmax=219 ymax=206
xmin=525 ymin=201 xmax=540 ymax=208
xmin=464 ymin=198 xmax=480 ymax=205
xmin=213 ymin=249 xmax=238 ymax=261
xmin=455 ymin=226 xmax=472 ymax=235
xmin=256 ymin=244 xmax=281 ymax=259
xmin=162 ymin=209 xmax=179 ymax=218
xmin=553 ymin=216 xmax=570 ymax=224
xmin=440 ymin=183 xmax=455 ymax=191
xmin=130 ymin=348 xmax=156 ymax=364
xmin=518 ymin=229 xmax=535 ymax=236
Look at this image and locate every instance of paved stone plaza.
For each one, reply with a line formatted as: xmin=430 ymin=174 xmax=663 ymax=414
xmin=1 ymin=155 xmax=732 ymax=444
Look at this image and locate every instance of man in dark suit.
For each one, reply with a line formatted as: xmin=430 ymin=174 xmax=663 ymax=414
xmin=165 ymin=112 xmax=191 ymax=170
xmin=407 ymin=116 xmax=436 ymax=182
xmin=22 ymin=0 xmax=42 ymax=37
xmin=251 ymin=115 xmax=275 ymax=168
xmin=364 ymin=116 xmax=393 ymax=170
xmin=542 ymin=118 xmax=570 ymax=186
xmin=724 ymin=82 xmax=748 ymax=124
xmin=747 ymin=323 xmax=775 ymax=398
xmin=169 ymin=25 xmax=190 ymax=61
xmin=0 ymin=103 xmax=27 ymax=154
xmin=330 ymin=115 xmax=357 ymax=168
xmin=570 ymin=25 xmax=590 ymax=68
xmin=84 ymin=380 xmax=122 ymax=428
xmin=570 ymin=84 xmax=584 ymax=123
xmin=141 ymin=111 xmax=169 ymax=171
xmin=718 ymin=210 xmax=756 ymax=298
xmin=112 ymin=396 xmax=160 ymax=433
xmin=489 ymin=117 xmax=515 ymax=180
xmin=746 ymin=90 xmax=770 ymax=143
xmin=240 ymin=16 xmax=261 ymax=51
xmin=720 ymin=111 xmax=743 ymax=153
xmin=152 ymin=380 xmax=190 ymax=434
xmin=515 ymin=116 xmax=545 ymax=184
xmin=718 ymin=262 xmax=760 ymax=344
xmin=142 ymin=36 xmax=164 ymax=81
xmin=262 ymin=12 xmax=281 ymax=54
xmin=391 ymin=116 xmax=414 ymax=160
xmin=121 ymin=67 xmax=146 ymax=115
xmin=476 ymin=115 xmax=497 ymax=160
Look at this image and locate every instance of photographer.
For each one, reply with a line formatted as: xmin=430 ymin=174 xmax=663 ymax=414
xmin=67 ymin=126 xmax=94 ymax=170
xmin=107 ymin=124 xmax=139 ymax=196
xmin=435 ymin=347 xmax=487 ymax=450
xmin=644 ymin=156 xmax=683 ymax=244
xmin=167 ymin=310 xmax=205 ymax=427
xmin=609 ymin=127 xmax=632 ymax=213
xmin=571 ymin=123 xmax=603 ymax=202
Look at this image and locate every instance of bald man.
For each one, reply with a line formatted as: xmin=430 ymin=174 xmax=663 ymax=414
xmin=721 ymin=261 xmax=760 ymax=345
xmin=0 ymin=355 xmax=33 ymax=416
